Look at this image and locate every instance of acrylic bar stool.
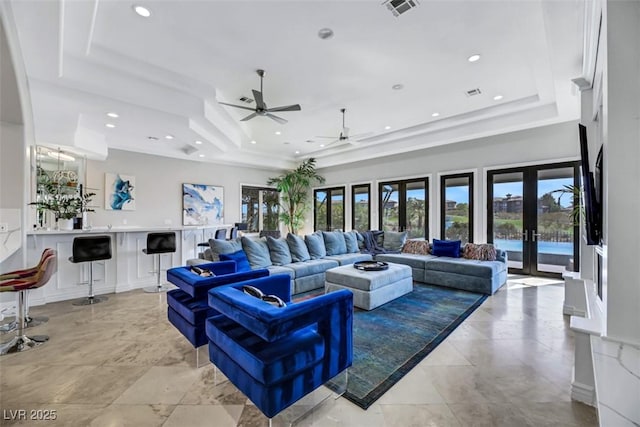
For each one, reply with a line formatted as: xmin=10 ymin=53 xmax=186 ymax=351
xmin=0 ymin=251 xmax=57 ymax=355
xmin=70 ymin=235 xmax=111 ymax=305
xmin=143 ymin=232 xmax=176 ymax=293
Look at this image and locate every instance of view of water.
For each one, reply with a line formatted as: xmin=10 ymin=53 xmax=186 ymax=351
xmin=494 ymin=239 xmax=573 ymax=255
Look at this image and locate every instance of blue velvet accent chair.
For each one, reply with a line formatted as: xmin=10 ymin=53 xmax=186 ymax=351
xmin=166 ymin=261 xmax=269 ymax=348
xmin=206 ymin=273 xmax=353 ymax=419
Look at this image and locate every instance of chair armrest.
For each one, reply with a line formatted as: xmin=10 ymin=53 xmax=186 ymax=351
xmin=168 ymin=263 xmax=269 ymax=298
xmin=209 ymin=276 xmax=353 ymax=343
xmin=226 ymin=274 xmax=292 ymax=303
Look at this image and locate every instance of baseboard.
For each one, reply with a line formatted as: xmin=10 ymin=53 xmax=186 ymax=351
xmin=563 ymin=302 xmax=586 ymax=317
xmin=571 ymin=380 xmax=596 ymax=406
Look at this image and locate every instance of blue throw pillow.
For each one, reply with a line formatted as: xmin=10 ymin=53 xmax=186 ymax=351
xmin=266 ymin=236 xmax=293 ymax=265
xmin=322 ymin=231 xmax=347 ymax=256
xmin=286 ymin=233 xmax=311 ymax=262
xmin=241 ymin=237 xmax=273 ymax=269
xmin=219 ymin=250 xmax=251 ymax=272
xmin=305 ymin=232 xmax=327 ymax=259
xmin=343 ymin=231 xmax=359 ymax=253
xmin=432 ymin=239 xmax=462 ymax=258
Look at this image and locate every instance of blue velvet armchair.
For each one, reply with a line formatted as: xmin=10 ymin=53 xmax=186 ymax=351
xmin=166 ymin=261 xmax=269 ymax=348
xmin=206 ymin=273 xmax=353 ymax=419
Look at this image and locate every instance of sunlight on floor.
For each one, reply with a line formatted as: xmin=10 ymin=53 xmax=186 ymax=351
xmin=507 ymin=274 xmax=564 ymax=290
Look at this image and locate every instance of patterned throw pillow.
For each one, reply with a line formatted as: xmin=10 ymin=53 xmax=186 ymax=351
xmin=463 ymin=243 xmax=497 ymax=261
xmin=401 ymin=239 xmax=431 ymax=255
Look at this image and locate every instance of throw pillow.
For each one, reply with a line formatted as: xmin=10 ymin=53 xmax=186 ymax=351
xmin=241 ymin=237 xmax=273 ymax=269
xmin=208 ymin=237 xmax=242 ymax=261
xmin=322 ymin=231 xmax=347 ymax=255
xmin=343 ymin=231 xmax=359 ymax=253
xmin=286 ymin=233 xmax=311 ymax=262
xmin=219 ymin=250 xmax=251 ymax=272
xmin=401 ymin=239 xmax=431 ymax=255
xmin=431 ymin=239 xmax=462 ymax=258
xmin=266 ymin=236 xmax=293 ymax=265
xmin=383 ymin=231 xmax=408 ymax=252
xmin=463 ymin=243 xmax=497 ymax=261
xmin=305 ymin=232 xmax=327 ymax=259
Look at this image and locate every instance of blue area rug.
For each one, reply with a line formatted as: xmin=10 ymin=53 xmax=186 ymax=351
xmin=332 ymin=283 xmax=487 ymax=409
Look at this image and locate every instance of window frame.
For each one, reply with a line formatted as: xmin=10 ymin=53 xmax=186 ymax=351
xmin=440 ymin=172 xmax=474 ymax=243
xmin=351 ymin=183 xmax=371 ymax=231
xmin=314 ymin=186 xmax=346 ymax=231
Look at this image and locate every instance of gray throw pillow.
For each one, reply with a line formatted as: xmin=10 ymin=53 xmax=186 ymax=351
xmin=241 ymin=237 xmax=272 ymax=269
xmin=209 ymin=237 xmax=243 ymax=261
xmin=305 ymin=232 xmax=327 ymax=259
xmin=286 ymin=233 xmax=310 ymax=262
xmin=322 ymin=231 xmax=347 ymax=255
xmin=343 ymin=231 xmax=359 ymax=253
xmin=266 ymin=236 xmax=293 ymax=265
xmin=383 ymin=231 xmax=408 ymax=252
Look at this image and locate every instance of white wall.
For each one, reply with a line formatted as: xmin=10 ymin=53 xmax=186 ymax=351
xmin=85 ymin=149 xmax=279 ymax=229
xmin=314 ymin=121 xmax=579 ymax=240
xmin=0 ymin=122 xmax=24 ymax=209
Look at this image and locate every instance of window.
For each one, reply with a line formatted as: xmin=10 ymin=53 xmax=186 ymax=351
xmin=440 ymin=173 xmax=474 ymax=243
xmin=379 ymin=178 xmax=428 ymax=238
xmin=241 ymin=186 xmax=279 ymax=233
xmin=314 ymin=187 xmax=345 ymax=231
xmin=351 ymin=184 xmax=370 ymax=231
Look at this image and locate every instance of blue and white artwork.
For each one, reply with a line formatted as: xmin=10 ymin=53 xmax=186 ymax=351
xmin=182 ymin=183 xmax=224 ymax=226
xmin=105 ymin=173 xmax=136 ymax=211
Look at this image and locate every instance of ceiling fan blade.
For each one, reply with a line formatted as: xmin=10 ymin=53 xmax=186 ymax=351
xmin=266 ymin=113 xmax=288 ymax=124
xmin=349 ymin=131 xmax=374 ymax=140
xmin=315 ymin=135 xmax=338 ymax=139
xmin=266 ymin=104 xmax=302 ymax=112
xmin=252 ymin=90 xmax=265 ymax=110
xmin=218 ymin=102 xmax=256 ymax=112
xmin=240 ymin=112 xmax=258 ymax=121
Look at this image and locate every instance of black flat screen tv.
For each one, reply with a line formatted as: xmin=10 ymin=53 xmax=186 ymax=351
xmin=578 ymin=123 xmax=601 ymax=245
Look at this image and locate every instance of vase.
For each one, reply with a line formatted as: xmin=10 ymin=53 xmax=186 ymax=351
xmin=57 ymin=218 xmax=74 ymax=231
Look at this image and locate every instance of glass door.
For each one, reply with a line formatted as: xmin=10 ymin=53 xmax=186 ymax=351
xmin=488 ymin=163 xmax=578 ymax=277
xmin=379 ymin=178 xmax=428 ymax=238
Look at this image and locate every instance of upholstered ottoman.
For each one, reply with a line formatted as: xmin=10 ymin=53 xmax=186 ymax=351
xmin=324 ymin=263 xmax=413 ymax=310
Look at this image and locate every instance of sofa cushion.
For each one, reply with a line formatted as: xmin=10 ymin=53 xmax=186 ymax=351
xmin=206 ymin=315 xmax=324 ymax=386
xmin=432 ymin=239 xmax=462 ymax=258
xmin=383 ymin=231 xmax=407 ymax=252
xmin=209 ymin=237 xmax=243 ymax=261
xmin=343 ymin=231 xmax=359 ymax=253
xmin=266 ymin=237 xmax=293 ymax=266
xmin=324 ymin=253 xmax=373 ymax=266
xmin=305 ymin=232 xmax=327 ymax=259
xmin=283 ymin=259 xmax=339 ymax=278
xmin=424 ymin=257 xmax=505 ymax=279
xmin=322 ymin=231 xmax=347 ymax=255
xmin=219 ymin=250 xmax=251 ymax=272
xmin=286 ymin=233 xmax=311 ymax=262
xmin=402 ymin=239 xmax=431 ymax=255
xmin=463 ymin=243 xmax=497 ymax=261
xmin=266 ymin=265 xmax=295 ymax=280
xmin=241 ymin=237 xmax=273 ymax=269
xmin=375 ymin=253 xmax=437 ymax=269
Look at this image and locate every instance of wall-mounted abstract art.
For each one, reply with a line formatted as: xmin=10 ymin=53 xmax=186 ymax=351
xmin=183 ymin=183 xmax=224 ymax=226
xmin=105 ymin=173 xmax=136 ymax=211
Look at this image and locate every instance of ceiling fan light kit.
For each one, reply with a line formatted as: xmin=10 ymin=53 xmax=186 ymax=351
xmin=219 ymin=69 xmax=301 ymax=124
xmin=316 ymin=108 xmax=372 ymax=147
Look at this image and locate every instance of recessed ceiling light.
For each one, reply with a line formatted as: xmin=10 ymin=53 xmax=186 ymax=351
xmin=275 ymin=131 xmax=281 ymax=135
xmin=283 ymin=142 xmax=290 ymax=145
xmin=106 ymin=112 xmax=119 ymax=118
xmin=194 ymin=140 xmax=203 ymax=145
xmin=295 ymin=150 xmax=300 ymax=154
xmin=384 ymin=125 xmax=391 ymax=130
xmin=320 ymin=144 xmax=325 ymax=148
xmin=493 ymin=95 xmax=504 ymax=101
xmin=105 ymin=123 xmax=116 ymax=128
xmin=133 ymin=5 xmax=151 ymax=17
xmin=317 ymin=28 xmax=334 ymax=40
xmin=250 ymin=140 xmax=257 ymax=144
xmin=432 ymin=112 xmax=440 ymax=117
xmin=467 ymin=54 xmax=481 ymax=62
xmin=392 ymin=84 xmax=404 ymax=90
xmin=165 ymin=134 xmax=174 ymax=140
xmin=198 ymin=154 xmax=205 ymax=158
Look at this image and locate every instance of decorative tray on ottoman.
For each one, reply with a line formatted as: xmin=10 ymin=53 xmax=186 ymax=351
xmin=353 ymin=261 xmax=389 ymax=271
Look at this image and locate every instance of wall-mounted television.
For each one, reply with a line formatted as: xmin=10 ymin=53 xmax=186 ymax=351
xmin=578 ymin=123 xmax=602 ymax=245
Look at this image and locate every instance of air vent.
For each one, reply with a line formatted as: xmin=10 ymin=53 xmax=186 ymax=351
xmin=181 ymin=145 xmax=198 ymax=155
xmin=239 ymin=96 xmax=254 ymax=104
xmin=383 ymin=0 xmax=419 ymax=17
xmin=465 ymin=88 xmax=482 ymax=97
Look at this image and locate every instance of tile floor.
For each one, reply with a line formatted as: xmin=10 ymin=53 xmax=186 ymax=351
xmin=0 ymin=276 xmax=598 ymax=426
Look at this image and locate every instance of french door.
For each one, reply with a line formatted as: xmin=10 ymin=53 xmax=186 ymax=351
xmin=379 ymin=178 xmax=428 ymax=238
xmin=487 ymin=162 xmax=579 ymax=277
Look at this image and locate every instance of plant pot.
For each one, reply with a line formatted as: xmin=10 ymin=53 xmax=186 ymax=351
xmin=57 ymin=218 xmax=74 ymax=231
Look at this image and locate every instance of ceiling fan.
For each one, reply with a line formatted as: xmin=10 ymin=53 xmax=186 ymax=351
xmin=218 ymin=69 xmax=301 ymax=124
xmin=315 ymin=108 xmax=372 ymax=146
